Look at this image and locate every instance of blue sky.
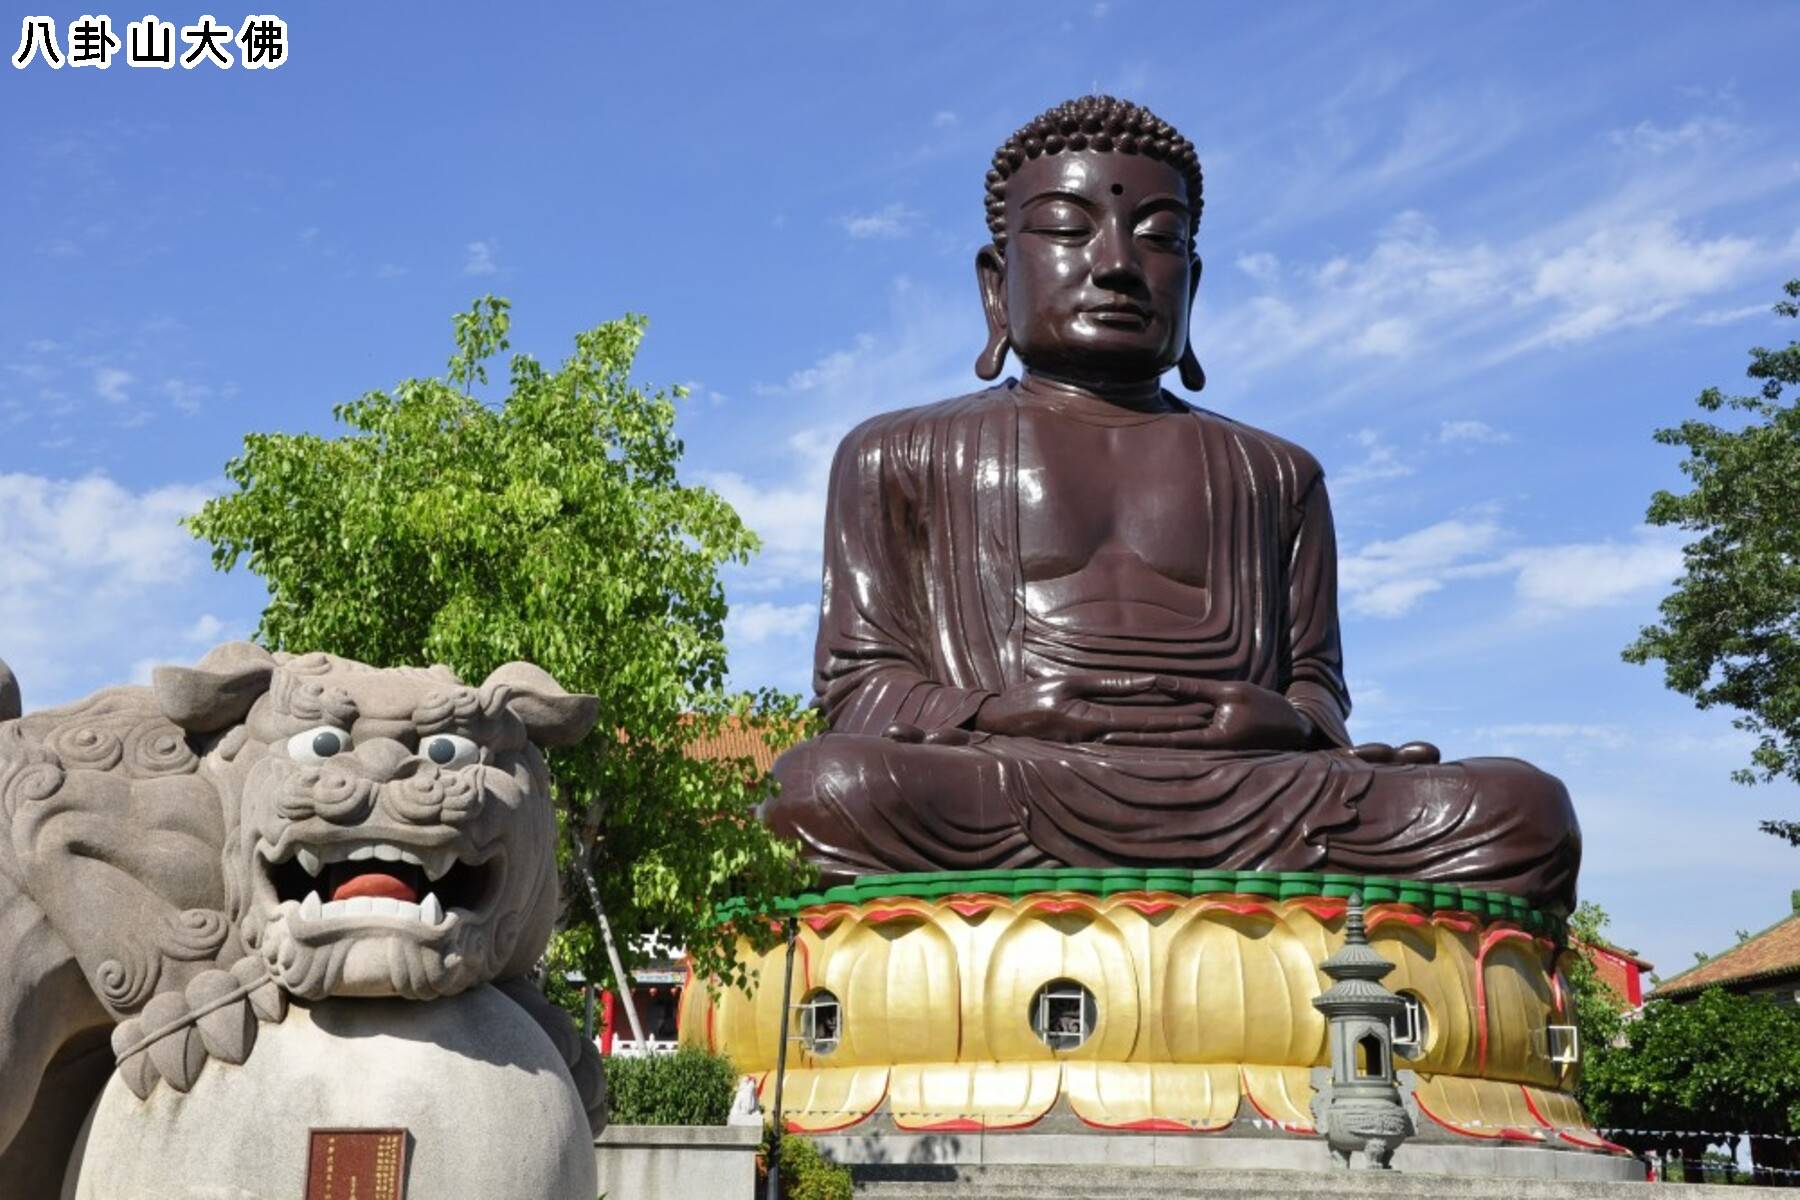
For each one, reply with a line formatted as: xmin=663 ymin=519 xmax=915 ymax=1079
xmin=5 ymin=2 xmax=1799 ymax=976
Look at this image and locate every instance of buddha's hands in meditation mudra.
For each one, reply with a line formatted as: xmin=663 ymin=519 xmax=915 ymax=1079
xmin=973 ymin=674 xmax=1310 ymax=750
xmin=887 ymin=674 xmax=1434 ymax=759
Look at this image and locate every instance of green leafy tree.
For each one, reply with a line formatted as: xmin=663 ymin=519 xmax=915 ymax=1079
xmin=1582 ymin=987 xmax=1800 ymax=1181
xmin=187 ymin=296 xmax=812 ymax=999
xmin=1625 ymin=281 xmax=1800 ymax=843
xmin=1561 ymin=902 xmax=1628 ymax=1113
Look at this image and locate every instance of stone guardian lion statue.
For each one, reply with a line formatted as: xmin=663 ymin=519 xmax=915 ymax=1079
xmin=0 ymin=642 xmax=607 ymax=1197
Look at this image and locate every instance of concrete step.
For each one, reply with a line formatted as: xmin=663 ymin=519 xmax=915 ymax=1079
xmin=850 ymin=1164 xmax=1787 ymax=1199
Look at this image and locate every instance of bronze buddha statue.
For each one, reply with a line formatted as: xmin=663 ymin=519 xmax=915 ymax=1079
xmin=764 ymin=95 xmax=1579 ymax=910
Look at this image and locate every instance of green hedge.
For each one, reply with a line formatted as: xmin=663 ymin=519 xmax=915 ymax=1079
xmin=770 ymin=1134 xmax=853 ymax=1200
xmin=602 ymin=1046 xmax=736 ymax=1126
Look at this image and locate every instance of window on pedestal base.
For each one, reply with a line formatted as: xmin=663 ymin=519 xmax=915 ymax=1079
xmin=1392 ymin=992 xmax=1429 ymax=1060
xmin=797 ymin=989 xmax=840 ymax=1055
xmin=1031 ymin=980 xmax=1096 ymax=1051
xmin=1547 ymin=1023 xmax=1579 ymax=1065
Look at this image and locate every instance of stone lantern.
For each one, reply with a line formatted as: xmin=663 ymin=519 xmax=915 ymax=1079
xmin=1310 ymin=893 xmax=1414 ymax=1169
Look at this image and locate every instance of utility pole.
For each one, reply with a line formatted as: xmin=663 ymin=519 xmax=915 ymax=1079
xmin=764 ymin=917 xmax=800 ymax=1200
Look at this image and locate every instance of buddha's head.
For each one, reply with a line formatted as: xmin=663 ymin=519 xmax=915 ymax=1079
xmin=976 ymin=94 xmax=1205 ymax=392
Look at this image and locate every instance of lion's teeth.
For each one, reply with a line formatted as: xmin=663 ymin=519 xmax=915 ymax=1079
xmin=295 ymin=848 xmax=322 ymax=876
xmin=424 ymin=852 xmax=453 ymax=882
xmin=344 ymin=897 xmax=373 ymax=916
xmin=347 ymin=845 xmax=376 ymax=862
xmin=373 ymin=844 xmax=401 ymax=863
xmin=370 ymin=897 xmax=400 ymax=917
xmin=300 ymin=891 xmax=322 ymax=920
xmin=420 ymin=893 xmax=443 ymax=926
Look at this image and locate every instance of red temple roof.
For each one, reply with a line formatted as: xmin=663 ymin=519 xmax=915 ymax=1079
xmin=1653 ymin=897 xmax=1800 ymax=1000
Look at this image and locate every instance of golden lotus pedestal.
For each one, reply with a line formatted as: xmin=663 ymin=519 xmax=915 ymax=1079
xmin=680 ymin=869 xmax=1633 ymax=1175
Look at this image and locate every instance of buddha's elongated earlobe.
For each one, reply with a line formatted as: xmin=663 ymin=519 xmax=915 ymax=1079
xmin=976 ymin=329 xmax=1010 ymax=381
xmin=1178 ymin=253 xmax=1206 ymax=391
xmin=1178 ymin=343 xmax=1206 ymax=391
xmin=974 ymin=244 xmax=1010 ymax=381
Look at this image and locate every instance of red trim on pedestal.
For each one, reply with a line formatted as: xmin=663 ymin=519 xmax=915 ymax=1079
xmin=1238 ymin=1067 xmax=1314 ymax=1134
xmin=1074 ymin=1114 xmax=1232 ymax=1133
xmin=1519 ymin=1086 xmax=1633 ymax=1156
xmin=1288 ymin=897 xmax=1348 ymax=921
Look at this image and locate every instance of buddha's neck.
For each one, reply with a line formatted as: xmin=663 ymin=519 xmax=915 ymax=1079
xmin=1017 ymin=370 xmax=1173 ymax=414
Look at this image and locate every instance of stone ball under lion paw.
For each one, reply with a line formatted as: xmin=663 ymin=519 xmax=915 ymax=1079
xmin=65 ymin=986 xmax=596 ymax=1200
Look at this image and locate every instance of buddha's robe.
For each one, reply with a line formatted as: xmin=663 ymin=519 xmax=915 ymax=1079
xmin=765 ymin=383 xmax=1580 ymax=908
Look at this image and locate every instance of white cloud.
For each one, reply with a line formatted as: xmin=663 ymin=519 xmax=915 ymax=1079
xmin=1331 ymin=428 xmax=1414 ymax=491
xmin=727 ymin=601 xmax=815 ymax=646
xmin=0 ymin=472 xmax=240 ymax=707
xmin=703 ymin=278 xmax=976 ymax=687
xmin=162 ymin=378 xmax=212 ymax=415
xmin=1472 ymin=722 xmax=1633 ymax=750
xmin=760 ymin=336 xmax=877 ymax=397
xmin=1692 ymin=303 xmax=1774 ymax=327
xmin=705 ymin=441 xmax=832 ymax=563
xmin=1523 ymin=219 xmax=1759 ymax=347
xmin=94 ymin=366 xmax=133 ymax=404
xmin=1206 ymin=206 xmax=1782 ymax=392
xmin=0 ymin=474 xmax=210 ymax=591
xmin=1340 ymin=518 xmax=1505 ymax=617
xmin=1235 ymin=252 xmax=1279 ymax=285
xmin=931 ymin=111 xmax=958 ymax=129
xmin=840 ymin=203 xmax=921 ymax=240
xmin=1607 ymin=117 xmax=1740 ymax=157
xmin=185 ymin=613 xmax=226 ymax=643
xmin=1438 ymin=419 xmax=1510 ymax=445
xmin=463 ymin=240 xmax=498 ymax=276
xmin=1340 ymin=519 xmax=1683 ymax=621
xmin=1505 ymin=527 xmax=1684 ymax=618
xmin=1349 ymin=317 xmax=1413 ymax=357
xmin=1351 ymin=577 xmax=1444 ymax=618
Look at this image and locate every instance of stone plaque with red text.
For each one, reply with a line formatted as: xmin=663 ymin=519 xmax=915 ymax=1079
xmin=304 ymin=1128 xmax=407 ymax=1200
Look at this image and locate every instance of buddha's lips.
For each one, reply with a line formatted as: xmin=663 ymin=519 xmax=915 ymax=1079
xmin=328 ymin=865 xmax=421 ymax=904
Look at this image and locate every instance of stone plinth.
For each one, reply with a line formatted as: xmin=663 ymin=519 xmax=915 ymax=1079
xmin=846 ymin=1162 xmax=1786 ymax=1199
xmin=819 ymin=1132 xmax=1644 ymax=1181
xmin=64 ymin=986 xmax=596 ymax=1200
xmin=594 ymin=1123 xmax=762 ymax=1199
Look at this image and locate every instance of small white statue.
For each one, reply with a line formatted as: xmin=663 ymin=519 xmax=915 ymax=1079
xmin=728 ymin=1075 xmax=763 ymax=1126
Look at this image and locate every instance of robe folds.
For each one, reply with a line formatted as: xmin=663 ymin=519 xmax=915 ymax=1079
xmin=766 ymin=383 xmax=1580 ymax=908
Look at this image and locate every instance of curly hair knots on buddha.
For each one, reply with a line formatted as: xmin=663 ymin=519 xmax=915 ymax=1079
xmin=985 ymin=94 xmax=1203 ymax=250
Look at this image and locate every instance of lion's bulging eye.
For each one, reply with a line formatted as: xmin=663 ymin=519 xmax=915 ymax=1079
xmin=288 ymin=726 xmax=353 ymax=763
xmin=423 ymin=734 xmax=479 ymax=768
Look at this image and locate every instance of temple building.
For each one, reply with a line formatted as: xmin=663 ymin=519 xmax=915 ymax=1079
xmin=1575 ymin=937 xmax=1654 ymax=1012
xmin=597 ymin=718 xmax=781 ymax=1055
xmin=1653 ymin=891 xmax=1800 ymax=1005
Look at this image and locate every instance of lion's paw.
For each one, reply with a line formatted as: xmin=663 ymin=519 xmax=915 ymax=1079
xmin=496 ymin=976 xmax=608 ymax=1134
xmin=111 ymin=957 xmax=287 ymax=1099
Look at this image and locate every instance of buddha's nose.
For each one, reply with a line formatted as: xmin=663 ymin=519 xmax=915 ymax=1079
xmin=351 ymin=737 xmax=419 ymax=783
xmin=1093 ymin=222 xmax=1144 ymax=287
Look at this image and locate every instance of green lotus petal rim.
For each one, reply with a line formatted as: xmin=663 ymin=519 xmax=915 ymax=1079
xmin=719 ymin=867 xmax=1564 ymax=936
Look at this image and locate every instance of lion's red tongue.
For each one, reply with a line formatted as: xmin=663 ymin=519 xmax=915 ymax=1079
xmin=330 ymin=870 xmax=419 ymax=904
